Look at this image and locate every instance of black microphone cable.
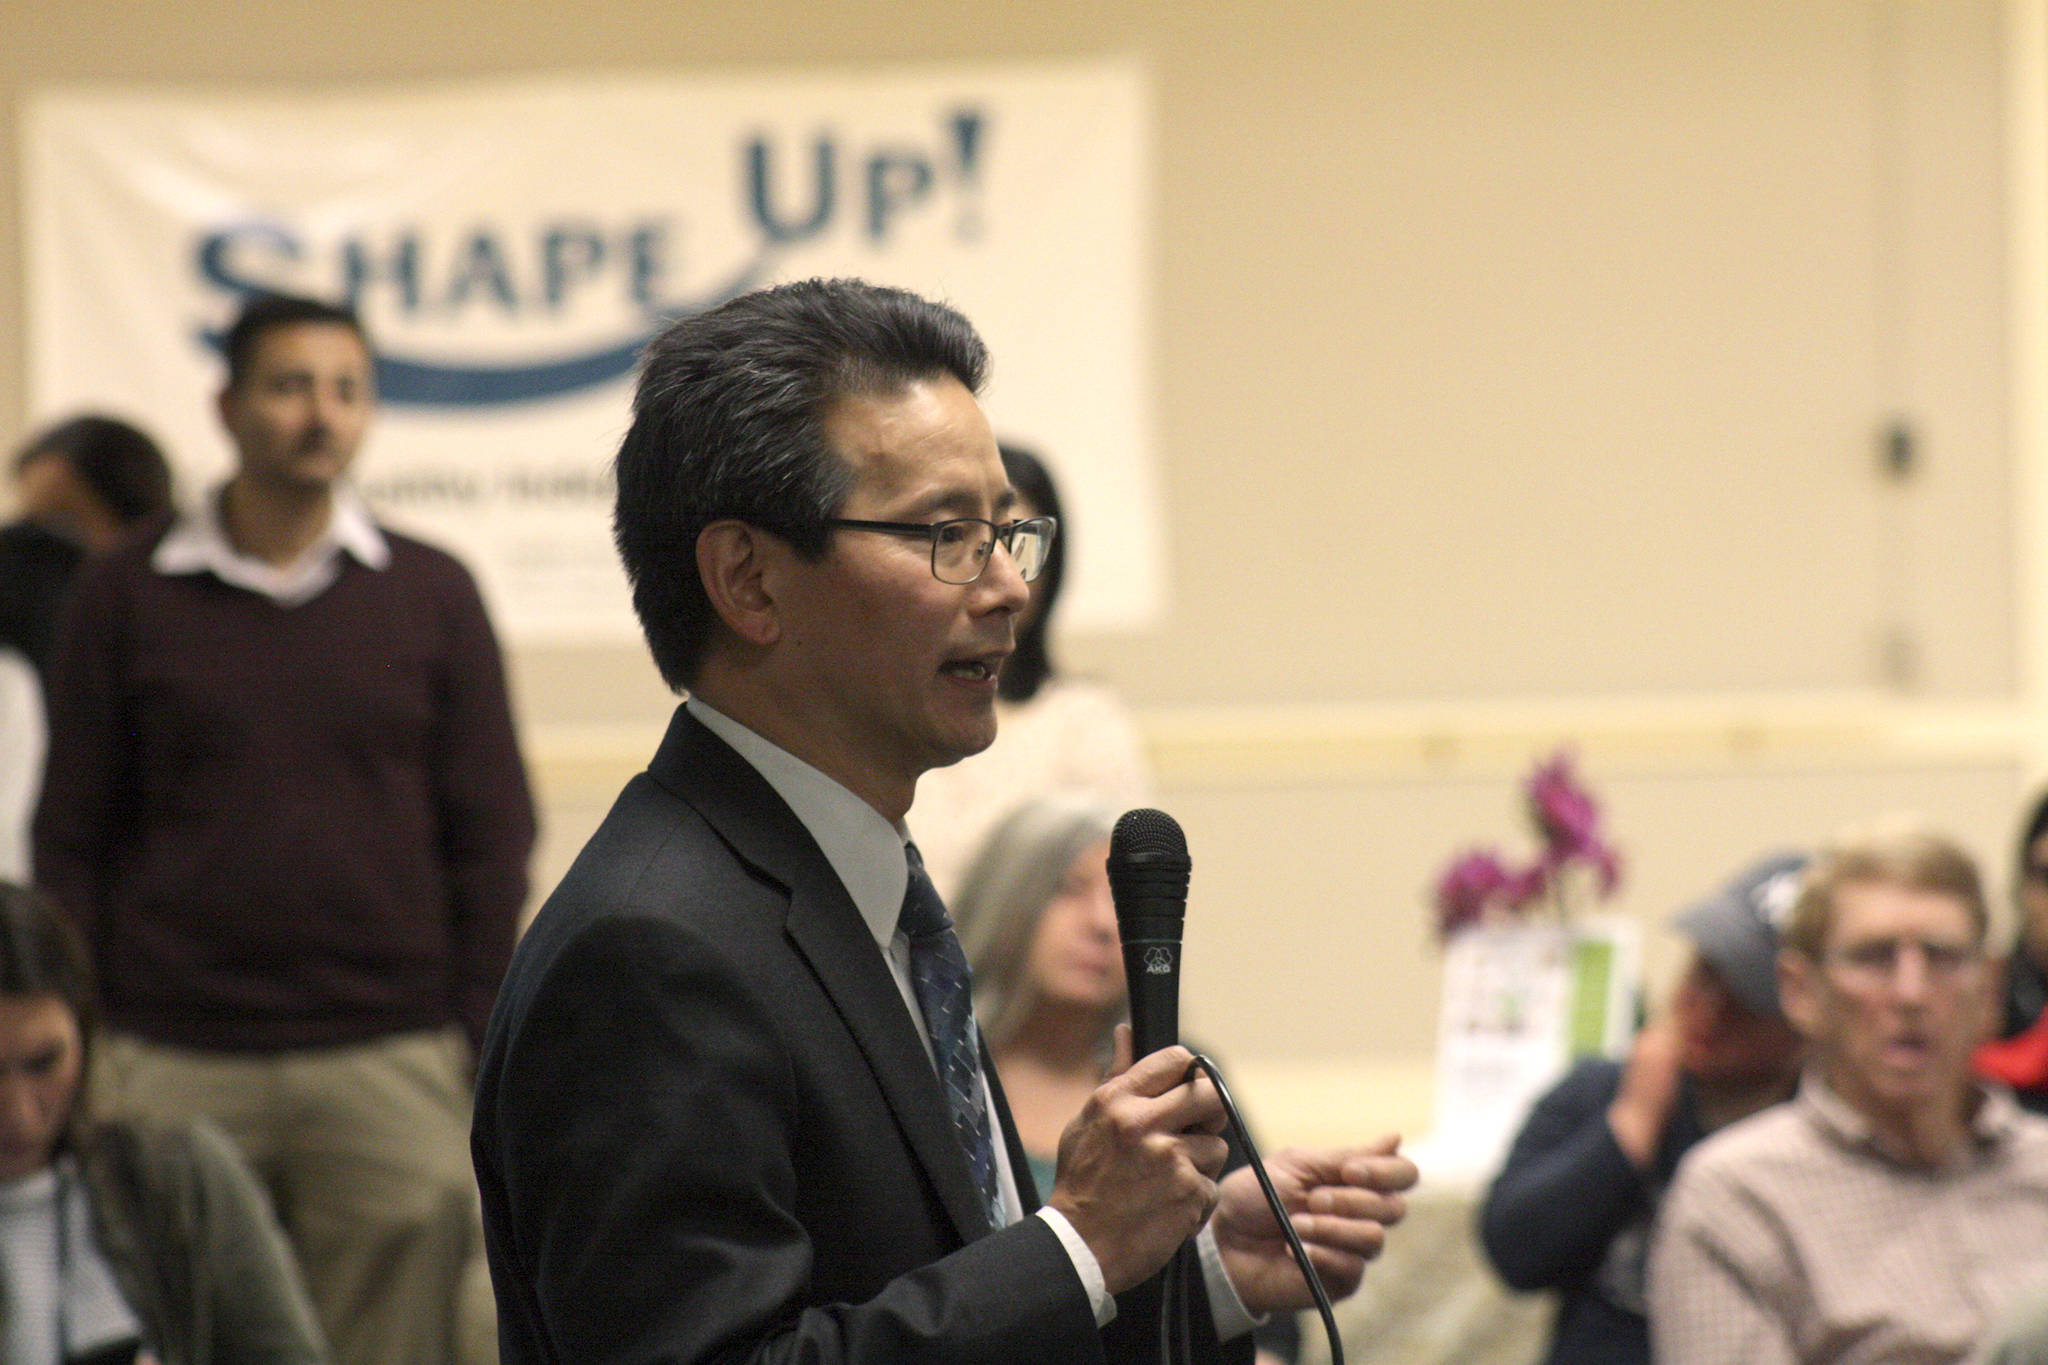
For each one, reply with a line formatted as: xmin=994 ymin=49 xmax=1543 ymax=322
xmin=1154 ymin=1052 xmax=1346 ymax=1365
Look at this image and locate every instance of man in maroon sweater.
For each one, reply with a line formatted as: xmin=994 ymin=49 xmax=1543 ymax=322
xmin=34 ymin=292 xmax=536 ymax=1365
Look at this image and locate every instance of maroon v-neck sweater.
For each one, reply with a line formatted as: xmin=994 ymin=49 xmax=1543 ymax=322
xmin=33 ymin=521 xmax=536 ymax=1052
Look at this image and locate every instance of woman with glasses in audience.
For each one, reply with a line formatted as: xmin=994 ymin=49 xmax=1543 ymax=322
xmin=0 ymin=881 xmax=324 ymax=1365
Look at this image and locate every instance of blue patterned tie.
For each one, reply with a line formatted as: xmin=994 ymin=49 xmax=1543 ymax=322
xmin=901 ymin=842 xmax=1005 ymax=1232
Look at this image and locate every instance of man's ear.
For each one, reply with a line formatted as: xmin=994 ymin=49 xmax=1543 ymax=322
xmin=1779 ymin=947 xmax=1820 ymax=1039
xmin=696 ymin=520 xmax=782 ymax=648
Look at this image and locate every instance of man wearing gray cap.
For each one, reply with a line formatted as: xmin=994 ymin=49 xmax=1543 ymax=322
xmin=1649 ymin=826 xmax=2048 ymax=1365
xmin=1480 ymin=853 xmax=1808 ymax=1365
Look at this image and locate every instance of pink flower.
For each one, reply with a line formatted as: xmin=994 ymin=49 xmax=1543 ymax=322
xmin=1527 ymin=751 xmax=1602 ymax=856
xmin=1434 ymin=848 xmax=1513 ymax=939
xmin=1533 ymin=833 xmax=1625 ymax=899
xmin=1429 ymin=751 xmax=1625 ymax=945
xmin=1504 ymin=859 xmax=1552 ymax=911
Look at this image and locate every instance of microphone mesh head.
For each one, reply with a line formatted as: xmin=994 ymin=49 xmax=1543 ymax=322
xmin=1108 ymin=809 xmax=1190 ymax=904
xmin=1111 ymin=808 xmax=1187 ymax=863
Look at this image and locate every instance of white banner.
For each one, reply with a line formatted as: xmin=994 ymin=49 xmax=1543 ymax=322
xmin=24 ymin=60 xmax=1158 ymax=644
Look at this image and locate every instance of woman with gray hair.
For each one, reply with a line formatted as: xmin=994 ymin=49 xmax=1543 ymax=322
xmin=951 ymin=797 xmax=1300 ymax=1365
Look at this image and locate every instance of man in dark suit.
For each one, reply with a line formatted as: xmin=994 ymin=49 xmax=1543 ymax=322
xmin=472 ymin=278 xmax=1416 ymax=1365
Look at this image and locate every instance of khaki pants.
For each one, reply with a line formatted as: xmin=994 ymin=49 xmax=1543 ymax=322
xmin=94 ymin=1029 xmax=497 ymax=1365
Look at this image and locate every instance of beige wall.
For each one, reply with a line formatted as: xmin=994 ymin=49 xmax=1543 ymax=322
xmin=4 ymin=0 xmax=2036 ymax=1144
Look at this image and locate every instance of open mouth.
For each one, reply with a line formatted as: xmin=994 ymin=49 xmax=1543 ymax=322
xmin=941 ymin=656 xmax=1003 ymax=682
xmin=1882 ymin=1035 xmax=1933 ymax=1066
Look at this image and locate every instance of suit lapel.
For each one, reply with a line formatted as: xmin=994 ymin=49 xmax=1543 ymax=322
xmin=648 ymin=706 xmax=998 ymax=1244
xmin=784 ymin=888 xmax=998 ymax=1242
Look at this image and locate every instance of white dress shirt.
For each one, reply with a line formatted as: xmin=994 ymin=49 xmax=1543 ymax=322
xmin=153 ymin=484 xmax=389 ymax=605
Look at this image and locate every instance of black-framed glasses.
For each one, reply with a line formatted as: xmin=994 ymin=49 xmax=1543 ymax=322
xmin=825 ymin=516 xmax=1058 ymax=585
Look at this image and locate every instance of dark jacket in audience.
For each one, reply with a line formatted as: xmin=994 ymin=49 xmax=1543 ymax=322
xmin=1480 ymin=1057 xmax=1709 ymax=1365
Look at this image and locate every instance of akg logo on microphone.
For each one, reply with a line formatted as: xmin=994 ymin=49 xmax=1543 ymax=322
xmin=1142 ymin=947 xmax=1175 ymax=976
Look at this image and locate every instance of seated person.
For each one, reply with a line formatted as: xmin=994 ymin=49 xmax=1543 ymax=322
xmin=1479 ymin=853 xmax=1807 ymax=1365
xmin=1976 ymin=787 xmax=2048 ymax=1112
xmin=1648 ymin=825 xmax=2048 ymax=1365
xmin=950 ymin=794 xmax=1300 ymax=1365
xmin=0 ymin=880 xmax=325 ymax=1365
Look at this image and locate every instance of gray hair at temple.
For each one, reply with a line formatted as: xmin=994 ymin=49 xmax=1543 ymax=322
xmin=951 ymin=795 xmax=1121 ymax=1052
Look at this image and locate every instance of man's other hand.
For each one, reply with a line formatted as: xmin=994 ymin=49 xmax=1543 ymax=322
xmin=1212 ymin=1136 xmax=1418 ymax=1314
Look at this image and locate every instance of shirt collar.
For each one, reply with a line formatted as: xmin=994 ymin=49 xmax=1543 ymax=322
xmin=1798 ymin=1068 xmax=2023 ymax=1163
xmin=153 ymin=484 xmax=389 ymax=606
xmin=685 ymin=696 xmax=910 ymax=953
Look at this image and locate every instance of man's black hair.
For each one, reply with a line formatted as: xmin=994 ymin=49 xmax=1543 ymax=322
xmin=14 ymin=415 xmax=172 ymax=525
xmin=221 ymin=292 xmax=372 ymax=390
xmin=613 ymin=278 xmax=989 ymax=690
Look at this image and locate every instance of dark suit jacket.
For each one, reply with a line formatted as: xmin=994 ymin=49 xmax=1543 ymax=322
xmin=474 ymin=706 xmax=1247 ymax=1365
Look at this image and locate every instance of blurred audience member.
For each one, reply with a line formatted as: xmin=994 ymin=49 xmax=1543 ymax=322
xmin=0 ymin=880 xmax=325 ymax=1364
xmin=34 ymin=293 xmax=534 ymax=1365
xmin=2 ymin=414 xmax=173 ymax=677
xmin=952 ymin=794 xmax=1301 ymax=1365
xmin=911 ymin=443 xmax=1151 ymax=898
xmin=0 ymin=416 xmax=172 ymax=881
xmin=1976 ymin=788 xmax=2048 ymax=1113
xmin=1649 ymin=826 xmax=2048 ymax=1365
xmin=1480 ymin=853 xmax=1807 ymax=1365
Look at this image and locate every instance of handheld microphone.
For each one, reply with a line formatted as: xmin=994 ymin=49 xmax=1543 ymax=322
xmin=1108 ymin=808 xmax=1190 ymax=1058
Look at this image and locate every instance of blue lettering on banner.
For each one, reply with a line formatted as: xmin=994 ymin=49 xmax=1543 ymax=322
xmin=748 ymin=136 xmax=835 ymax=243
xmin=341 ymin=233 xmax=423 ymax=312
xmin=196 ymin=221 xmax=768 ymax=407
xmin=198 ymin=221 xmax=302 ymax=293
xmin=190 ymin=106 xmax=989 ymax=409
xmin=443 ymin=231 xmax=522 ymax=314
xmin=744 ymin=107 xmax=987 ymax=245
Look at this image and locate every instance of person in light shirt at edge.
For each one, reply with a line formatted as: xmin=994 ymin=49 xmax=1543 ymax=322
xmin=1648 ymin=824 xmax=2048 ymax=1365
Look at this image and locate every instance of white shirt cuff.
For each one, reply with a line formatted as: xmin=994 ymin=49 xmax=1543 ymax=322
xmin=1036 ymin=1206 xmax=1116 ymax=1326
xmin=1034 ymin=1209 xmax=1262 ymax=1340
xmin=1198 ymin=1222 xmax=1264 ymax=1341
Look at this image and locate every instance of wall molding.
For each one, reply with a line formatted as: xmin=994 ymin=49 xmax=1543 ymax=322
xmin=523 ymin=690 xmax=2036 ymax=801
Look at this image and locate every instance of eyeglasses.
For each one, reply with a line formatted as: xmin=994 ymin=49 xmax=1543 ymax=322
xmin=1822 ymin=936 xmax=1981 ymax=987
xmin=825 ymin=516 xmax=1058 ymax=585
